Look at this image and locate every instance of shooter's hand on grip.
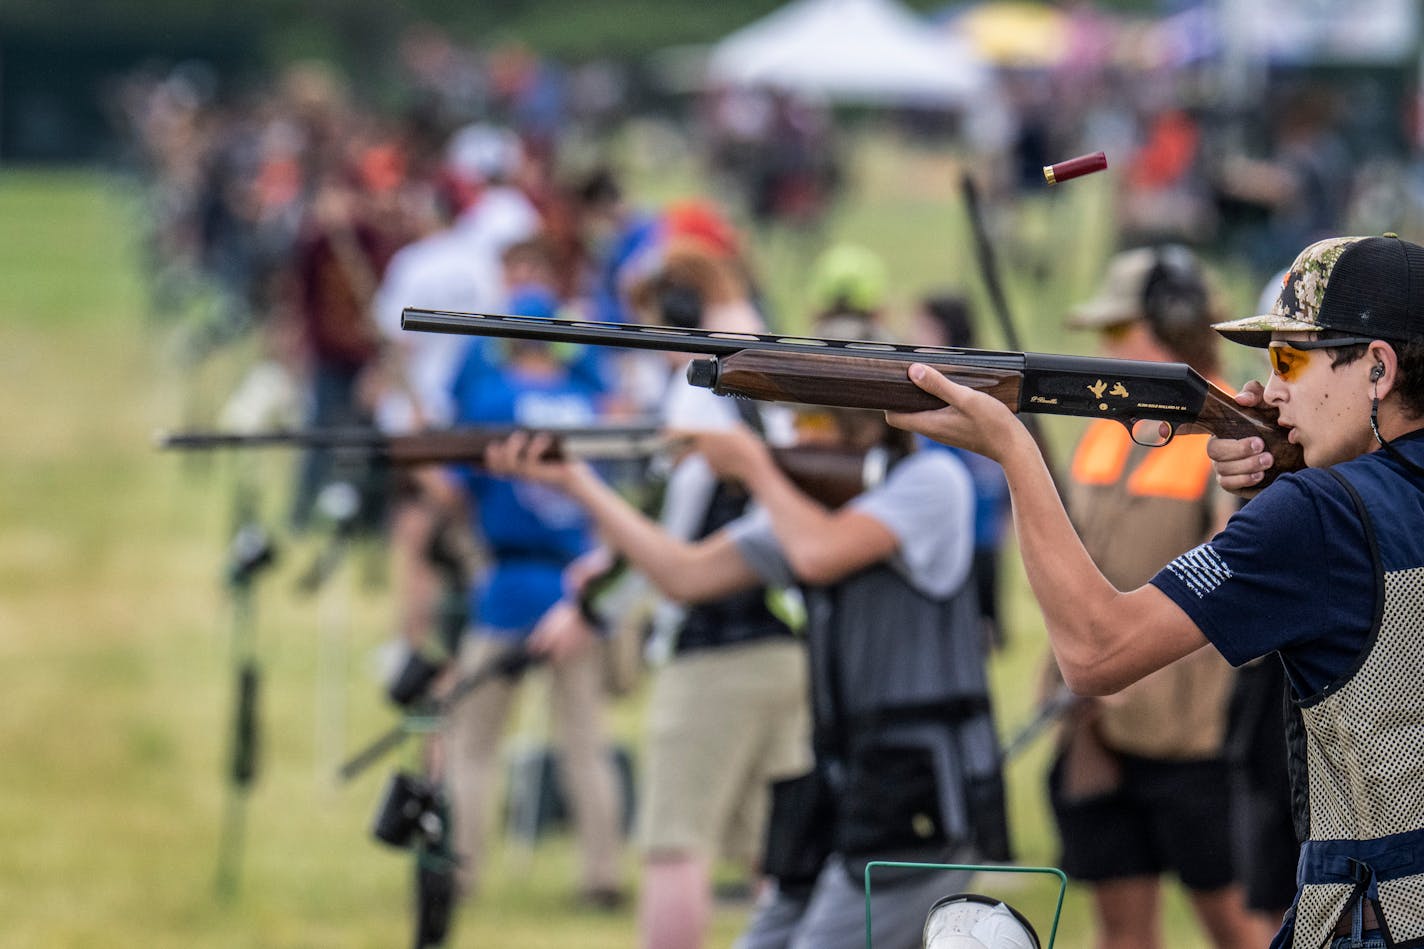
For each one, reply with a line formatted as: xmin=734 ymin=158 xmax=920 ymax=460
xmin=1205 ymin=381 xmax=1276 ymax=498
xmin=564 ymin=546 xmax=618 ymax=595
xmin=1182 ymin=379 xmax=1301 ymax=489
xmin=527 ymin=600 xmax=599 ymax=662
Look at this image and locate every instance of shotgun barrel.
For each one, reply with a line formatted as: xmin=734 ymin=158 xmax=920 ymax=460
xmin=157 ymin=423 xmax=668 ymax=464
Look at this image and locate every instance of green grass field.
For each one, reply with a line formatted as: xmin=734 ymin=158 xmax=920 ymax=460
xmin=0 ymin=154 xmax=1236 ymax=947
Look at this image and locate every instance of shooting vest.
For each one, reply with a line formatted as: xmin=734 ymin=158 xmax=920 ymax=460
xmin=674 ymin=401 xmax=797 ymax=655
xmin=1280 ymin=446 xmax=1424 ymax=949
xmin=1068 ymin=420 xmax=1236 ymax=759
xmin=673 ymin=477 xmax=797 ymax=654
xmin=809 ymin=562 xmax=1009 ymax=863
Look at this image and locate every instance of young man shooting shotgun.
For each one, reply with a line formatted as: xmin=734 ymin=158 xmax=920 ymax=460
xmin=401 ymin=236 xmax=1424 ymax=947
xmin=890 ymin=235 xmax=1424 ymax=949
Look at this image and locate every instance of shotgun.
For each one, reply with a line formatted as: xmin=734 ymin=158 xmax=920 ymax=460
xmin=158 ymin=424 xmax=893 ymax=509
xmin=157 ymin=423 xmax=668 ymax=465
xmin=400 ymin=308 xmax=1305 ymax=485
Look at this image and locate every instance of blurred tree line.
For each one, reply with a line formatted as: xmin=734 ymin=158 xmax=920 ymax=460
xmin=0 ymin=0 xmax=1160 ymax=161
xmin=2 ymin=0 xmax=1161 ymax=61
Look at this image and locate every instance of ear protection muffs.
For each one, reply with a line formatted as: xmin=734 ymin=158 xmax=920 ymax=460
xmin=1141 ymin=245 xmax=1209 ymax=339
xmin=654 ymin=277 xmax=704 ymax=329
xmin=922 ymin=892 xmax=1041 ymax=948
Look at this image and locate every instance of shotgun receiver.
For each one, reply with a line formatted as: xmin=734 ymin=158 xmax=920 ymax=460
xmin=401 ymin=308 xmax=1305 ymax=484
xmin=159 ymin=424 xmax=890 ymax=508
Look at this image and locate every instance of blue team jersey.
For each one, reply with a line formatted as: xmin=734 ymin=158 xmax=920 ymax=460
xmin=1149 ymin=431 xmax=1424 ymax=699
xmin=448 ymin=339 xmax=602 ymax=635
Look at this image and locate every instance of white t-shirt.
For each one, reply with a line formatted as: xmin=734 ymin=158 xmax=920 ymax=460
xmin=373 ymin=186 xmax=539 ymax=432
xmin=729 ymin=448 xmax=975 ymax=600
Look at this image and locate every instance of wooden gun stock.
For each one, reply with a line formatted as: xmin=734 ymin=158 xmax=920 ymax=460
xmin=770 ymin=444 xmax=894 ymax=508
xmin=1177 ymin=385 xmax=1304 ymax=478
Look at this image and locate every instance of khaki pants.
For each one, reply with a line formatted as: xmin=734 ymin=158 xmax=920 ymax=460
xmin=445 ymin=634 xmax=622 ymax=896
xmin=637 ymin=639 xmax=812 ymax=866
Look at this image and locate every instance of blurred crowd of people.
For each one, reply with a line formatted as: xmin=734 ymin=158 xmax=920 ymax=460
xmin=108 ymin=12 xmax=1424 ymax=357
xmin=986 ymin=62 xmax=1424 ymax=283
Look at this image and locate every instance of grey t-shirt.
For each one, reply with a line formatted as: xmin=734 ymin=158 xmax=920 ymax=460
xmin=727 ymin=449 xmax=975 ymax=599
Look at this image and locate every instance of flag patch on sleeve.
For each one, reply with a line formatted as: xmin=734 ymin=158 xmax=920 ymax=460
xmin=1165 ymin=544 xmax=1233 ymax=598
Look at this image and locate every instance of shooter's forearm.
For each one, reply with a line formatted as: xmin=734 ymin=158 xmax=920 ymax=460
xmin=565 ymin=469 xmax=753 ymax=603
xmin=997 ymin=431 xmax=1133 ymax=694
xmin=739 ymin=453 xmax=849 ymax=585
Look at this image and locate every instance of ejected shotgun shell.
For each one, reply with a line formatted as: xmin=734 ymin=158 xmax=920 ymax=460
xmin=1043 ymin=151 xmax=1107 ymax=185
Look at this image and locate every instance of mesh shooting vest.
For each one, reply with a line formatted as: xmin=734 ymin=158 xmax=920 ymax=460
xmin=809 ymin=562 xmax=1009 ymax=863
xmin=1281 ymin=446 xmax=1424 ymax=949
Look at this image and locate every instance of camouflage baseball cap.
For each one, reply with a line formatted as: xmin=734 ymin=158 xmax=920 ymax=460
xmin=1213 ymin=234 xmax=1424 ymax=347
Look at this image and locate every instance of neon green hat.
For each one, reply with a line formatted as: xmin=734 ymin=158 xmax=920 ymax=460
xmin=809 ymin=243 xmax=888 ymax=314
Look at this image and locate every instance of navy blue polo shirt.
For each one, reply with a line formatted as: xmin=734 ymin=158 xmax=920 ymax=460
xmin=1151 ymin=457 xmax=1380 ymax=701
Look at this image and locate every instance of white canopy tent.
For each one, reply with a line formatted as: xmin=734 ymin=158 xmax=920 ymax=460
xmin=705 ymin=0 xmax=991 ymax=108
xmin=1224 ymin=0 xmax=1419 ymax=65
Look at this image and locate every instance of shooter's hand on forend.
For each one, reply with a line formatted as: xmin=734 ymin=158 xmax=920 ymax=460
xmin=1206 ymin=380 xmax=1275 ymax=498
xmin=887 ymin=364 xmax=1029 ymax=463
xmin=482 ymin=431 xmax=591 ymax=492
